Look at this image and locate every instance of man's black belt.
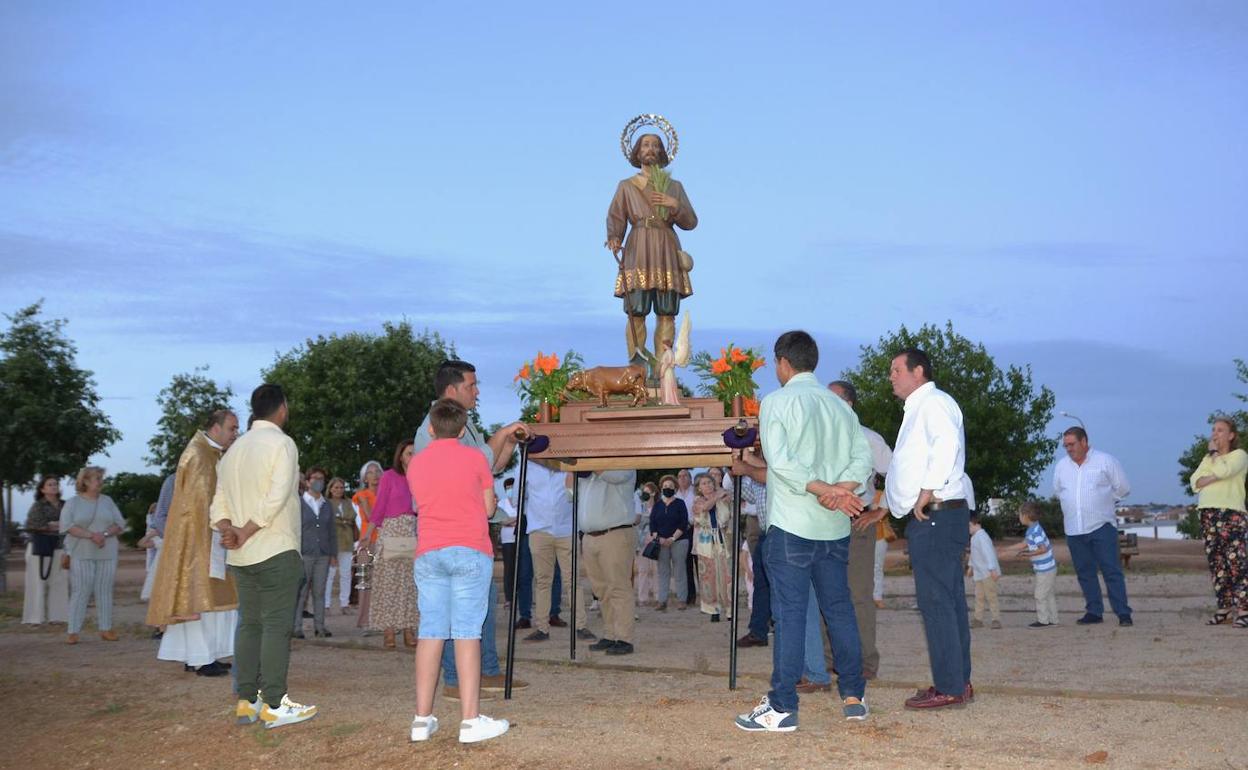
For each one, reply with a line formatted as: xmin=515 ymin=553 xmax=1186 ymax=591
xmin=919 ymin=498 xmax=968 ymax=514
xmin=585 ymin=523 xmax=633 ymax=537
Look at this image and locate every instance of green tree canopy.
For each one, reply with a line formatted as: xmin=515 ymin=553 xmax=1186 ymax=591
xmin=102 ymin=471 xmax=164 ymax=547
xmin=262 ymin=322 xmax=461 ymax=484
xmin=1176 ymin=358 xmax=1248 ymax=499
xmin=0 ymin=302 xmax=121 ymax=590
xmin=839 ymin=321 xmax=1057 ymax=502
xmin=146 ymin=367 xmax=235 ymax=476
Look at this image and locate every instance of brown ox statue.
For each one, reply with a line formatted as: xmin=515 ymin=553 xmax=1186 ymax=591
xmin=564 ymin=365 xmax=649 ymax=408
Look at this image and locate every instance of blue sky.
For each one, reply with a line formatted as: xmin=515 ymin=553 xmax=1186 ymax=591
xmin=3 ymin=2 xmax=1245 ymax=514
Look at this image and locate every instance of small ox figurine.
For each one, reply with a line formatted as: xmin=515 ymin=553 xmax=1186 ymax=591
xmin=564 ymin=364 xmax=649 ymax=408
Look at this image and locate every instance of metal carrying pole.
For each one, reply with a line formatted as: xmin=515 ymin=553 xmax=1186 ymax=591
xmin=570 ymin=474 xmax=579 ymax=662
xmin=504 ymin=443 xmax=531 ymax=700
xmin=729 ymin=464 xmax=743 ymax=690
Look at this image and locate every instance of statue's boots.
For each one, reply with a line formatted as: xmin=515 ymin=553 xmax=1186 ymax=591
xmin=655 ymin=315 xmax=676 ymax=355
xmin=627 ymin=315 xmax=648 ymax=360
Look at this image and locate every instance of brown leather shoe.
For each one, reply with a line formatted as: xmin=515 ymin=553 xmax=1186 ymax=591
xmin=548 ymin=615 xmax=568 ymax=628
xmin=383 ymin=630 xmax=396 ymax=648
xmin=736 ymin=633 xmax=768 ymax=648
xmin=795 ymin=677 xmax=832 ymax=694
xmin=403 ymin=628 xmax=418 ymax=648
xmin=99 ymin=630 xmax=119 ymax=642
xmin=964 ymin=682 xmax=974 ymax=702
xmin=443 ymin=685 xmax=496 ymax=701
xmin=480 ymin=673 xmax=528 ymax=692
xmin=905 ymin=688 xmax=965 ymax=709
xmin=514 ymin=617 xmax=532 ymax=629
xmin=66 ymin=634 xmax=79 ymax=645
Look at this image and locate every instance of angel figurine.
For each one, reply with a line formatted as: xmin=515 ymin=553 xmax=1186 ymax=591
xmin=658 ymin=313 xmax=692 ymax=405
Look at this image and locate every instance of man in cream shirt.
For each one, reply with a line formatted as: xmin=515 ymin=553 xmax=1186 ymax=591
xmin=211 ymin=384 xmax=316 ymax=730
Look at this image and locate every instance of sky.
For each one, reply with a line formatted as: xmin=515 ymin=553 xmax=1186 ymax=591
xmin=2 ymin=2 xmax=1246 ymax=517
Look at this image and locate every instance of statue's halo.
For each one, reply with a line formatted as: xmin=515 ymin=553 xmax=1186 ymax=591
xmin=620 ymin=114 xmax=679 ymax=162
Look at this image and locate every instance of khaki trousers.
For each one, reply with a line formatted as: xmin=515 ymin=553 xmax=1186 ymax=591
xmin=823 ymin=524 xmax=880 ymax=675
xmin=531 ymin=531 xmax=586 ymax=633
xmin=583 ymin=527 xmax=636 ymax=643
xmin=973 ymin=577 xmax=1001 ymax=622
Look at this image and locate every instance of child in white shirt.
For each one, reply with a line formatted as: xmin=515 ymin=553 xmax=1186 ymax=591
xmin=967 ymin=513 xmax=1002 ymax=629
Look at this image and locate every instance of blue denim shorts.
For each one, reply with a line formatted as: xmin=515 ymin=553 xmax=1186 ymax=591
xmin=414 ymin=547 xmax=493 ymax=640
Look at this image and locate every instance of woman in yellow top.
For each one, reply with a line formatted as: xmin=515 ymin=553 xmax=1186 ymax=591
xmin=1190 ymin=417 xmax=1248 ymax=627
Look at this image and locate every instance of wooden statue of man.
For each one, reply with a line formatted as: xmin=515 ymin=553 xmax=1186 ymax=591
xmin=606 ymin=133 xmax=698 ymax=361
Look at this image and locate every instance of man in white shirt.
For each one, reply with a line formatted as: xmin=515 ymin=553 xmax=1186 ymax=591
xmin=523 ymin=460 xmax=593 ymax=642
xmin=881 ymin=349 xmax=974 ymax=711
xmin=1053 ymin=426 xmax=1133 ymax=626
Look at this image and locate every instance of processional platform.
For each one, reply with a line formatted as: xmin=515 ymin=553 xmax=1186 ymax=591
xmin=504 ymin=397 xmax=758 ymax=698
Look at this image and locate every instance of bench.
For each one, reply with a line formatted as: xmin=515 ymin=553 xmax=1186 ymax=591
xmin=1118 ymin=531 xmax=1139 ymax=568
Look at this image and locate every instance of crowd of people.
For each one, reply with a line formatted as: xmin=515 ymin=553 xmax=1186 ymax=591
xmin=18 ymin=336 xmax=1248 ymax=742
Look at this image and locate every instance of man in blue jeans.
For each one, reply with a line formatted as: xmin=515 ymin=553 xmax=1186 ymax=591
xmin=413 ymin=360 xmax=532 ymax=698
xmin=734 ymin=331 xmax=872 ymax=732
xmin=1053 ymin=426 xmax=1133 ymax=626
xmin=876 ymin=348 xmax=975 ymax=711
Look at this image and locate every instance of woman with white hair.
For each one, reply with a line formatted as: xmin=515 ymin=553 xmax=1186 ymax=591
xmin=60 ymin=466 xmax=127 ymax=644
xmin=353 ymin=460 xmax=383 ymax=631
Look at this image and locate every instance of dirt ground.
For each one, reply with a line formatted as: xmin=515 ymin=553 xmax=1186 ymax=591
xmin=2 ymin=537 xmax=1245 ymax=770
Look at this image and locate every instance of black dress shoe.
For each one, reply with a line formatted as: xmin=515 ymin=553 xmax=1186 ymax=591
xmin=575 ymin=628 xmax=597 ymax=641
xmin=315 ymin=629 xmax=333 ymax=638
xmin=514 ymin=618 xmax=532 ymax=629
xmin=195 ymin=662 xmax=229 ymax=677
xmin=1075 ymin=613 xmax=1103 ymax=625
xmin=589 ymin=638 xmax=616 ymax=651
xmin=605 ymin=641 xmax=634 ymax=655
xmin=1117 ymin=615 xmax=1133 ymax=627
xmin=736 ymin=633 xmax=768 ymax=648
xmin=524 ymin=630 xmax=550 ymax=642
xmin=710 ymin=613 xmax=721 ymax=623
xmin=302 ymin=610 xmax=314 ymax=619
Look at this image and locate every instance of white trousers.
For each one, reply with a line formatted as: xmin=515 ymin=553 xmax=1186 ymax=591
xmin=325 ymin=550 xmax=353 ymax=607
xmin=872 ymin=537 xmax=888 ymax=601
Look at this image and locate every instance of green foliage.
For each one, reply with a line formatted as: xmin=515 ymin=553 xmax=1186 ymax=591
xmin=689 ymin=344 xmax=765 ymax=414
xmin=1176 ymin=358 xmax=1248 ymax=499
xmin=993 ymin=496 xmax=1066 ymax=540
xmin=262 ymin=322 xmax=460 ymax=482
xmin=146 ymin=367 xmax=235 ymax=476
xmin=1176 ymin=507 xmax=1201 ymax=540
xmin=840 ymin=322 xmax=1057 ymax=502
xmin=512 ymin=350 xmax=584 ymax=415
xmin=0 ymin=302 xmax=122 ymax=488
xmin=102 ymin=471 xmax=163 ymax=547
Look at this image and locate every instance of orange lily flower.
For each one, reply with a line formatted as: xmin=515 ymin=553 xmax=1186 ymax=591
xmin=751 ymin=358 xmax=766 ymax=371
xmin=730 ymin=348 xmax=748 ymax=364
xmin=514 ymin=362 xmax=531 ymax=382
xmin=742 ymin=397 xmax=760 ymax=417
xmin=711 ymin=358 xmax=731 ymax=375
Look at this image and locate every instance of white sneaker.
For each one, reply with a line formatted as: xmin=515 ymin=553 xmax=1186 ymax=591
xmin=735 ymin=695 xmax=797 ymax=732
xmin=459 ymin=714 xmax=509 ymax=743
xmin=589 ymin=600 xmax=601 ymax=613
xmin=260 ymin=694 xmax=318 ymax=729
xmin=410 ymin=714 xmax=439 ymax=741
xmin=235 ymin=696 xmax=264 ymax=725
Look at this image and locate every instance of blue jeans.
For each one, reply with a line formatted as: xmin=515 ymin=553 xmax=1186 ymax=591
xmin=442 ymin=579 xmax=500 ymax=685
xmin=801 ymin=589 xmax=831 ymax=684
xmin=1067 ymin=522 xmax=1132 ymax=619
xmin=764 ymin=527 xmax=863 ymax=713
xmin=907 ymin=506 xmax=972 ymax=697
xmin=747 ymin=530 xmax=771 ymax=639
xmin=414 ymin=547 xmax=492 ymax=639
xmin=517 ymin=534 xmax=562 ymax=620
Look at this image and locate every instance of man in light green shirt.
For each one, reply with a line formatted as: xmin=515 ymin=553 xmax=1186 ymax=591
xmin=735 ymin=330 xmax=872 ymax=734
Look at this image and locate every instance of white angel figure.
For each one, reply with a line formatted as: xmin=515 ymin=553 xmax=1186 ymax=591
xmin=658 ymin=313 xmax=692 ymax=405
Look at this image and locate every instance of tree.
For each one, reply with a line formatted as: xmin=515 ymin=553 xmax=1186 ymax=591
xmin=840 ymin=322 xmax=1057 ymax=503
xmin=102 ymin=472 xmax=164 ymax=548
xmin=146 ymin=367 xmax=235 ymax=476
xmin=0 ymin=302 xmax=121 ymax=591
xmin=1176 ymin=358 xmax=1248 ymax=500
xmin=262 ymin=322 xmax=463 ymax=483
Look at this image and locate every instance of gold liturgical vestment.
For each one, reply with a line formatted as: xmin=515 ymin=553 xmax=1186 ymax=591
xmin=146 ymin=432 xmax=238 ymax=625
xmin=609 ymin=174 xmax=697 ymax=298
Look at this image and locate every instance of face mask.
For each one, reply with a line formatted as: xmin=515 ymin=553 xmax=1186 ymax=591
xmin=639 ymin=492 xmax=651 ymax=502
xmin=310 ymin=479 xmax=325 ymax=493
xmin=662 ymin=488 xmax=676 ymax=499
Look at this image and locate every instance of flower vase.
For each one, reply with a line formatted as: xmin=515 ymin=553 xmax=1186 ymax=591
xmin=538 ymin=402 xmax=554 ymax=423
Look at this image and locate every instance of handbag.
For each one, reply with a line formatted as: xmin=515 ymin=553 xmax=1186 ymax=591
xmin=379 ymin=534 xmax=418 ymax=560
xmin=642 ymin=538 xmax=662 ymax=561
xmin=31 ymin=531 xmax=60 ymax=558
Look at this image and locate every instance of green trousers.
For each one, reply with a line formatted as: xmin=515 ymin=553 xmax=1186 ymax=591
xmin=231 ymin=549 xmax=303 ymax=707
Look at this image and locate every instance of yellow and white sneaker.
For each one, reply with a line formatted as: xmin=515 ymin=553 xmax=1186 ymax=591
xmin=259 ymin=694 xmax=318 ymax=729
xmin=236 ymin=697 xmax=263 ymax=725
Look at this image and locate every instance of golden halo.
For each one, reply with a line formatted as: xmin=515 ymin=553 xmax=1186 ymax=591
xmin=620 ymin=114 xmax=679 ymax=162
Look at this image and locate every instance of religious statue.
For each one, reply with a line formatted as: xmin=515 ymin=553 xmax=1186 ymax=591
xmin=607 ymin=114 xmax=698 ymax=363
xmin=658 ymin=313 xmax=692 ymax=405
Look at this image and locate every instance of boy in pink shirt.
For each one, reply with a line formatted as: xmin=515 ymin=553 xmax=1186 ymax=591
xmin=406 ymin=398 xmax=508 ymax=744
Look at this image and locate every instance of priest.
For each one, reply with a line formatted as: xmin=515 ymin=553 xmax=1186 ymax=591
xmin=146 ymin=409 xmax=241 ymax=677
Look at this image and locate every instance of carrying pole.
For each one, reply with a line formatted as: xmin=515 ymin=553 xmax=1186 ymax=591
xmin=504 ymin=444 xmax=531 ymax=700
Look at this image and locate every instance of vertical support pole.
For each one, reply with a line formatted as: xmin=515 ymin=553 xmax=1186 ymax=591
xmin=504 ymin=444 xmax=530 ymax=700
xmin=570 ymin=473 xmax=579 ymax=662
xmin=729 ymin=469 xmax=743 ymax=690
